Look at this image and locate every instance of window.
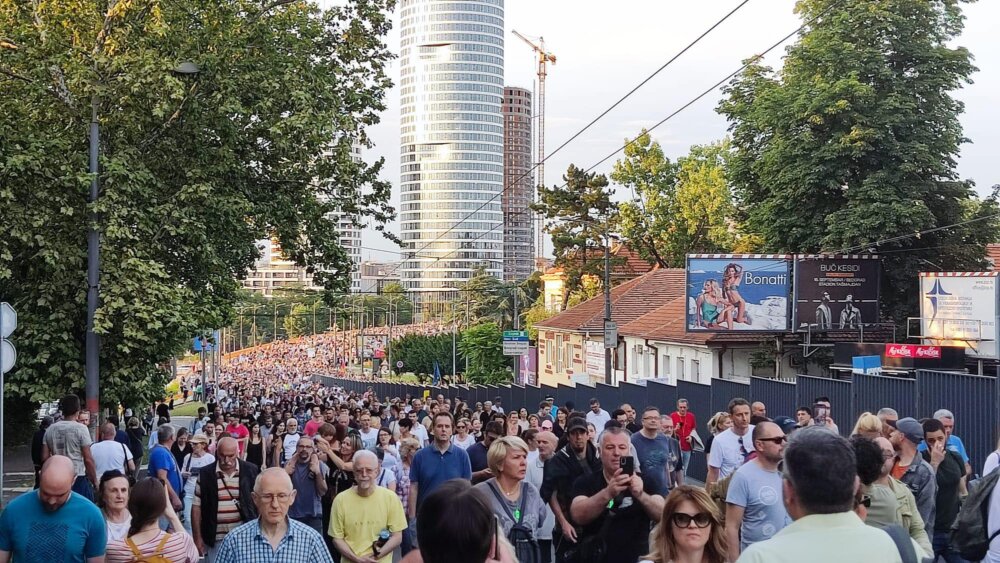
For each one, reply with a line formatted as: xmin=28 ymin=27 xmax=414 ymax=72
xmin=692 ymin=359 xmax=701 ymax=382
xmin=565 ymin=341 xmax=573 ymax=372
xmin=678 ymin=357 xmax=686 ymax=381
xmin=662 ymin=354 xmax=670 ymax=377
xmin=545 ymin=340 xmax=554 ymax=365
xmin=555 ymin=334 xmax=563 ymax=371
xmin=631 ymin=345 xmax=641 ymax=376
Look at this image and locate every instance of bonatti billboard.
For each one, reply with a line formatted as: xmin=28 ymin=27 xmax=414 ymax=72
xmin=919 ymin=272 xmax=999 ymax=359
xmin=686 ymin=255 xmax=791 ymax=332
xmin=794 ymin=255 xmax=880 ymax=330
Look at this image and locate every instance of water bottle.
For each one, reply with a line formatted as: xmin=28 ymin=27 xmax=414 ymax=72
xmin=372 ymin=529 xmax=391 ymax=557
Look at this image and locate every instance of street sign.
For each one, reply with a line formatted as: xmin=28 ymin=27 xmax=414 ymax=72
xmin=604 ymin=320 xmax=618 ymax=349
xmin=503 ymin=330 xmax=529 ymax=356
xmin=0 ymin=302 xmax=15 ymax=338
xmin=396 ymin=361 xmax=404 ymax=368
xmin=0 ymin=302 xmax=15 ymax=375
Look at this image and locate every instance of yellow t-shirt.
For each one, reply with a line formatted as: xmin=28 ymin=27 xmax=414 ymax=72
xmin=330 ymin=486 xmax=407 ymax=563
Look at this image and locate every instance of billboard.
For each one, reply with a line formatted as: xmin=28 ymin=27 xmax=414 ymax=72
xmin=357 ymin=335 xmax=388 ymax=360
xmin=794 ymin=255 xmax=880 ymax=330
xmin=686 ymin=255 xmax=791 ymax=332
xmin=919 ymin=273 xmax=999 ymax=359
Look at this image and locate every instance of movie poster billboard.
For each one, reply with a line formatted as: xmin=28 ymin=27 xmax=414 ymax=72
xmin=686 ymin=255 xmax=791 ymax=332
xmin=919 ymin=273 xmax=999 ymax=359
xmin=794 ymin=255 xmax=881 ymax=330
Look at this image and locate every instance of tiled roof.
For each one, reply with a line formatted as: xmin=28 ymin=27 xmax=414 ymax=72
xmin=988 ymin=244 xmax=1000 ymax=270
xmin=536 ymin=269 xmax=685 ymax=332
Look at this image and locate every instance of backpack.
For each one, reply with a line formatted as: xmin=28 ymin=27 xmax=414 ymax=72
xmin=951 ymin=466 xmax=1000 ymax=560
xmin=125 ymin=533 xmax=173 ymax=563
xmin=488 ymin=482 xmax=541 ymax=563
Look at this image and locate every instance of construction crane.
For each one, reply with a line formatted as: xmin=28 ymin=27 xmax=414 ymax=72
xmin=512 ymin=30 xmax=556 ymax=268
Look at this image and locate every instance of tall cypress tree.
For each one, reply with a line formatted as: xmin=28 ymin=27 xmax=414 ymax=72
xmin=719 ymin=0 xmax=999 ymax=323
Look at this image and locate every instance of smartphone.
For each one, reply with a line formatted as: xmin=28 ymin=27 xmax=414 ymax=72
xmin=813 ymin=403 xmax=830 ymax=426
xmin=620 ymin=456 xmax=635 ymax=475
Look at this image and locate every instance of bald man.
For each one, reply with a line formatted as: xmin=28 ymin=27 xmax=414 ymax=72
xmin=215 ymin=468 xmax=333 ymax=563
xmin=725 ymin=421 xmax=790 ymax=561
xmin=192 ymin=437 xmax=260 ymax=563
xmin=0 ymin=456 xmax=106 ymax=563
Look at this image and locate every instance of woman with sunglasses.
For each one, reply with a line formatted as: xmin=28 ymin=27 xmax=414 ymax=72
xmin=641 ymin=486 xmax=727 ymax=563
xmin=452 ymin=418 xmax=477 ymax=450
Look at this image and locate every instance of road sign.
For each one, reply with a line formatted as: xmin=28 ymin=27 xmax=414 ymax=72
xmin=604 ymin=320 xmax=618 ymax=349
xmin=1 ymin=302 xmax=15 ymax=375
xmin=396 ymin=361 xmax=404 ymax=368
xmin=0 ymin=302 xmax=15 ymax=338
xmin=503 ymin=330 xmax=529 ymax=356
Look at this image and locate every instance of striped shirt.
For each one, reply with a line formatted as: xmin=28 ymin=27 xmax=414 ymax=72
xmin=193 ymin=470 xmax=243 ymax=544
xmin=215 ymin=517 xmax=333 ymax=563
xmin=106 ymin=530 xmax=200 ymax=563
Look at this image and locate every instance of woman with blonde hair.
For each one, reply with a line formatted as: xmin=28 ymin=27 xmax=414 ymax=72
xmin=851 ymin=412 xmax=882 ymax=439
xmin=474 ymin=436 xmax=546 ymax=563
xmin=640 ymin=485 xmax=728 ymax=563
xmin=704 ymin=412 xmax=732 ymax=455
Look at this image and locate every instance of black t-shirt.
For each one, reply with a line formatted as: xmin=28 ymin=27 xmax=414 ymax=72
xmin=468 ymin=441 xmax=489 ymax=472
xmin=924 ymin=449 xmax=965 ymax=532
xmin=570 ymin=471 xmax=655 ymax=563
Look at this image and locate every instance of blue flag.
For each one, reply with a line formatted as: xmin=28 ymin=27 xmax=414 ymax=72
xmin=433 ymin=361 xmax=441 ymax=385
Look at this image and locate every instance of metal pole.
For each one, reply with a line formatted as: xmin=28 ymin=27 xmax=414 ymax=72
xmin=513 ymin=290 xmax=521 ymax=385
xmin=452 ymin=302 xmax=457 ymax=379
xmin=1 ymin=306 xmax=5 ymax=507
xmin=604 ymin=231 xmax=613 ymax=385
xmin=200 ymin=338 xmax=207 ymax=404
xmin=465 ymin=293 xmax=470 ymax=372
xmin=273 ymin=303 xmax=278 ymax=342
xmin=86 ymin=93 xmax=101 ymax=420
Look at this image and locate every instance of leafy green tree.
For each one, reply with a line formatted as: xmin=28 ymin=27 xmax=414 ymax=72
xmin=448 ymin=268 xmax=529 ymax=331
xmin=718 ymin=0 xmax=997 ymax=323
xmin=458 ymin=323 xmax=509 ymax=384
xmin=533 ymin=165 xmax=619 ymax=307
xmin=523 ymin=296 xmax=556 ymax=342
xmin=0 ymin=0 xmax=396 ymax=410
xmin=381 ymin=282 xmax=413 ymax=325
xmin=391 ymin=333 xmax=462 ymax=379
xmin=283 ymin=304 xmax=310 ymax=339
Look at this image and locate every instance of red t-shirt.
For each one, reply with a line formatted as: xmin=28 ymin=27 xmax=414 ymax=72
xmin=304 ymin=419 xmax=323 ymax=438
xmin=226 ymin=423 xmax=249 ymax=454
xmin=671 ymin=412 xmax=696 ymax=452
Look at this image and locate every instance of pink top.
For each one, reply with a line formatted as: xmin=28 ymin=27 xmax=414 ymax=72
xmin=106 ymin=530 xmax=200 ymax=563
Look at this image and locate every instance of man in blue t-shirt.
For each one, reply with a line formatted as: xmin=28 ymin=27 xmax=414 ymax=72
xmin=631 ymin=406 xmax=681 ymax=496
xmin=0 ymin=455 xmax=106 ymax=562
xmin=148 ymin=424 xmax=184 ymax=510
xmin=409 ymin=412 xmax=472 ymax=518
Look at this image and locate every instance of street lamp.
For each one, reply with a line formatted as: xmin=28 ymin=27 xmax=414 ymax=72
xmin=86 ymin=61 xmax=200 ymax=419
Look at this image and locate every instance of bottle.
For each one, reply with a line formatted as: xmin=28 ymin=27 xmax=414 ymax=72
xmin=372 ymin=529 xmax=390 ymax=557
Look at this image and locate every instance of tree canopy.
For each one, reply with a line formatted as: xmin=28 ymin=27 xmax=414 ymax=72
xmin=718 ymin=0 xmax=998 ymax=322
xmin=0 ymin=0 xmax=396 ymax=409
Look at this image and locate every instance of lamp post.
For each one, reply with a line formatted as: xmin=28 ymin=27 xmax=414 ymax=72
xmin=86 ymin=61 xmax=199 ymax=420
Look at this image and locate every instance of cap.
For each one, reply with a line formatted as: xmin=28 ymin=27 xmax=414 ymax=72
xmin=888 ymin=417 xmax=923 ymax=445
xmin=544 ymin=395 xmax=555 ymax=402
xmin=566 ymin=417 xmax=589 ymax=433
xmin=772 ymin=415 xmax=797 ymax=434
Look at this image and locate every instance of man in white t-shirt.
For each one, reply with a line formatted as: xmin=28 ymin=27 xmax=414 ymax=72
xmin=358 ymin=412 xmax=379 ymax=451
xmin=585 ymin=398 xmax=611 ymax=430
xmin=282 ymin=417 xmax=302 ymax=464
xmin=91 ymin=422 xmax=135 ymax=478
xmin=707 ymin=398 xmax=755 ymax=488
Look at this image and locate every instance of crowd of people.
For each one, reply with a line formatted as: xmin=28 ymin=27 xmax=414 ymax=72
xmin=8 ymin=360 xmax=1000 ymax=563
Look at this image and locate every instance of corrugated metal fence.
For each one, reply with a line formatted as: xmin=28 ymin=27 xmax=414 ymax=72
xmin=325 ymin=370 xmax=998 ymax=482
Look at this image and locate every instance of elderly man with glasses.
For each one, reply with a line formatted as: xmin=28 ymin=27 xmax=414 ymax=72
xmin=215 ymin=468 xmax=333 ymax=563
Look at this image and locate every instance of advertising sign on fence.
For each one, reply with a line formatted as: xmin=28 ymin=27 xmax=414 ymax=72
xmin=686 ymin=255 xmax=791 ymax=332
xmin=884 ymin=344 xmax=942 ymax=359
xmin=919 ymin=273 xmax=999 ymax=359
xmin=585 ymin=340 xmax=604 ymax=379
xmin=794 ymin=255 xmax=880 ymax=330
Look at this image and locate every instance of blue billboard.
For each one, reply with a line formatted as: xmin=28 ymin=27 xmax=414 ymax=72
xmin=686 ymin=255 xmax=792 ymax=332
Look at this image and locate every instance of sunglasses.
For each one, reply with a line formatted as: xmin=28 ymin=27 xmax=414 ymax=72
xmin=671 ymin=512 xmax=713 ymax=529
xmin=858 ymin=494 xmax=872 ymax=508
xmin=757 ymin=436 xmax=787 ymax=444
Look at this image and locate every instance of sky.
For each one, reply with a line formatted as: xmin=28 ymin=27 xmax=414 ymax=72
xmin=316 ymin=0 xmax=1000 ymax=261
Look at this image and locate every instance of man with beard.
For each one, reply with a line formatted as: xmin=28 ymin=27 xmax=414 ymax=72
xmin=331 ymin=450 xmax=406 ymax=563
xmin=0 ymin=456 xmax=106 ymax=562
xmin=726 ymin=421 xmax=791 ymax=561
xmin=540 ymin=416 xmax=600 ymax=562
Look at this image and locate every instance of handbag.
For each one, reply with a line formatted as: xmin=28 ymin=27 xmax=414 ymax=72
xmin=121 ymin=442 xmax=137 ymax=485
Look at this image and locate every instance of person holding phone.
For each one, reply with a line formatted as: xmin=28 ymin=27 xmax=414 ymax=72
xmin=570 ymin=426 xmax=665 ymax=563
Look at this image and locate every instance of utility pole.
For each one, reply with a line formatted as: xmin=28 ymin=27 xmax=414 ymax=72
xmin=603 ymin=231 xmax=613 ymax=385
xmin=465 ymin=293 xmax=470 ymax=372
xmin=513 ymin=290 xmax=521 ymax=384
xmin=452 ymin=301 xmax=458 ymax=380
xmin=85 ymin=92 xmax=101 ymax=423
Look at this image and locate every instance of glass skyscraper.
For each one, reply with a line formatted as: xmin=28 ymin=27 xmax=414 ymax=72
xmin=398 ymin=0 xmax=505 ymax=310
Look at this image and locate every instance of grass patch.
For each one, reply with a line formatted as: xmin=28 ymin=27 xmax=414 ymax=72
xmin=171 ymin=401 xmax=206 ymax=417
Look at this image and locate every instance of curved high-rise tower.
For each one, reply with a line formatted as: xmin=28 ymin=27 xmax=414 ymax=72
xmin=399 ymin=0 xmax=505 ymax=314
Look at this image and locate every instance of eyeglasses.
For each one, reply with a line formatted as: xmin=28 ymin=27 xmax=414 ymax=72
xmin=257 ymin=493 xmax=292 ymax=503
xmin=858 ymin=494 xmax=871 ymax=508
xmin=757 ymin=436 xmax=787 ymax=445
xmin=671 ymin=512 xmax=713 ymax=529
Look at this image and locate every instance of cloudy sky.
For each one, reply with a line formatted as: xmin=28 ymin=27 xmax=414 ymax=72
xmin=316 ymin=1 xmax=1000 ymax=260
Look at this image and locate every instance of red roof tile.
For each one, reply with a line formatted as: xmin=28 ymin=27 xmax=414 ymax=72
xmin=988 ymin=244 xmax=1000 ymax=270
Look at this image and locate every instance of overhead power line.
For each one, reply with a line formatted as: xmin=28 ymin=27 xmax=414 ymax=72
xmin=389 ymin=0 xmax=755 ymax=274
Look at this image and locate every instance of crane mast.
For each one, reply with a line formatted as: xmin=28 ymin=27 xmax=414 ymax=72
xmin=512 ymin=30 xmax=556 ymax=268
